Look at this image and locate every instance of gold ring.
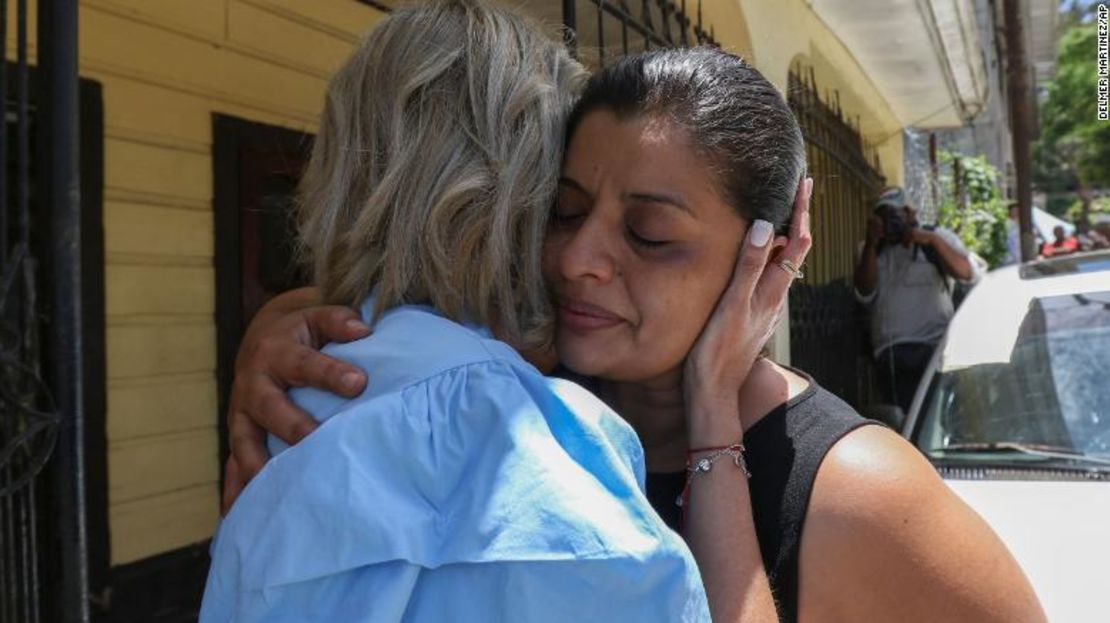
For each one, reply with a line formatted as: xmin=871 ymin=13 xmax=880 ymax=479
xmin=779 ymin=259 xmax=804 ymax=280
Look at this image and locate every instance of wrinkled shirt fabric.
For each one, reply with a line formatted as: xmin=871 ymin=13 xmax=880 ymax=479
xmin=200 ymin=297 xmax=709 ymax=622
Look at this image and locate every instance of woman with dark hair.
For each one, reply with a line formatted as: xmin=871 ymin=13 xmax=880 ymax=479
xmin=224 ymin=46 xmax=1045 ymax=622
xmin=201 ymin=4 xmax=725 ymax=621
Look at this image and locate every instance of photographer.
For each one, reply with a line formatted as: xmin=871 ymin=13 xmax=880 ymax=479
xmin=854 ymin=186 xmax=981 ymax=413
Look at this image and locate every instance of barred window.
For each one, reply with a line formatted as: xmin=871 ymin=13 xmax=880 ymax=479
xmin=352 ymin=1 xmax=718 ymax=68
xmin=563 ymin=0 xmax=717 ymax=67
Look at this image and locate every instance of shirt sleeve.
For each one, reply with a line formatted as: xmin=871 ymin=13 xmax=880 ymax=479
xmin=933 ymin=227 xmax=981 ymax=284
xmin=966 ymin=252 xmax=988 ymax=285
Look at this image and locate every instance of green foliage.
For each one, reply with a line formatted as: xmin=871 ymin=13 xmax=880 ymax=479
xmin=1034 ymin=20 xmax=1110 ymax=192
xmin=1044 ymin=192 xmax=1075 ymax=217
xmin=1065 ymin=196 xmax=1110 ymax=222
xmin=1065 ymin=198 xmax=1084 ymax=222
xmin=936 ymin=150 xmax=1010 ymax=267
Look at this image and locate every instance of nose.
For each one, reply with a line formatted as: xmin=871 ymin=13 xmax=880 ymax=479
xmin=557 ymin=211 xmax=618 ymax=285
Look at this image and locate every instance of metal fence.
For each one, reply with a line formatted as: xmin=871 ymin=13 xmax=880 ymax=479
xmin=787 ymin=65 xmax=886 ymax=409
xmin=0 ymin=1 xmax=87 ymax=622
xmin=562 ymin=0 xmax=716 ymax=64
xmin=0 ymin=2 xmax=47 ymax=621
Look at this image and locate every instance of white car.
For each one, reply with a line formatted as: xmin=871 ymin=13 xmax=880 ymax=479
xmin=903 ymin=250 xmax=1110 ymax=623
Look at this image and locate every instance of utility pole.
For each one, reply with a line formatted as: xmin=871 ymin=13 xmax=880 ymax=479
xmin=929 ymin=132 xmax=939 ymax=213
xmin=1003 ymin=0 xmax=1036 ymax=261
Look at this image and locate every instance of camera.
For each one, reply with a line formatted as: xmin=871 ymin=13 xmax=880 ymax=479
xmin=884 ymin=211 xmax=908 ymax=242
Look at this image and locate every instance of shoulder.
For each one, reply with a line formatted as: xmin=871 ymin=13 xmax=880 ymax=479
xmin=320 ymin=303 xmax=525 ymax=394
xmin=776 ymin=381 xmax=868 ymax=439
xmin=807 ymin=425 xmax=940 ymax=526
xmin=543 ymin=377 xmax=647 ymax=484
xmin=798 ymin=426 xmax=1045 ymax=622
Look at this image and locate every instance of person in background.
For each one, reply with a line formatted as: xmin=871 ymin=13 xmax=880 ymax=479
xmin=854 ymin=186 xmax=981 ymax=413
xmin=1004 ymin=202 xmax=1021 ymax=265
xmin=1041 ymin=225 xmax=1079 ymax=257
xmin=1076 ymin=219 xmax=1109 ymax=251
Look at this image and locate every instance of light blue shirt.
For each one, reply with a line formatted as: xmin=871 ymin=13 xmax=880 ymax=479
xmin=200 ymin=298 xmax=709 ymax=622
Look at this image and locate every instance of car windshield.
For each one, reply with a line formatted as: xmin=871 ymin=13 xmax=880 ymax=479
xmin=916 ymin=289 xmax=1110 ymax=465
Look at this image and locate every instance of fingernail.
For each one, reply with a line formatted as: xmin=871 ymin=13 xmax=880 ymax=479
xmin=750 ymin=219 xmax=773 ymax=247
xmin=346 ymin=319 xmax=369 ymax=332
xmin=341 ymin=371 xmax=362 ymax=390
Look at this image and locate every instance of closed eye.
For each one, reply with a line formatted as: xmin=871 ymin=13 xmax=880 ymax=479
xmin=550 ymin=211 xmax=584 ymax=227
xmin=627 ymin=227 xmax=669 ymax=248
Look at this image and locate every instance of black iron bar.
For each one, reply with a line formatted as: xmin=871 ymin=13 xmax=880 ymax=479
xmin=14 ymin=7 xmax=32 ymax=620
xmin=2 ymin=470 xmax=10 ymax=623
xmin=1 ymin=0 xmax=20 ymax=617
xmin=695 ymin=0 xmax=703 ymax=43
xmin=597 ymin=0 xmax=605 ymax=66
xmin=28 ymin=482 xmax=39 ymax=622
xmin=659 ymin=1 xmax=673 ymax=45
xmin=679 ymin=0 xmax=688 ymax=46
xmin=39 ymin=0 xmax=90 ymax=620
xmin=563 ymin=0 xmax=577 ymax=57
xmin=595 ymin=1 xmax=667 ymax=49
xmin=17 ymin=486 xmax=31 ymax=622
xmin=15 ymin=0 xmax=26 ymax=252
xmin=352 ymin=0 xmax=393 ymax=12
xmin=0 ymin=0 xmax=7 ymax=261
xmin=620 ymin=10 xmax=628 ymax=55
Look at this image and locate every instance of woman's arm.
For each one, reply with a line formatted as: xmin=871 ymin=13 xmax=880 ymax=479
xmin=800 ymin=426 xmax=1046 ymax=623
xmin=683 ymin=178 xmax=814 ymax=622
xmin=221 ymin=287 xmax=371 ymax=513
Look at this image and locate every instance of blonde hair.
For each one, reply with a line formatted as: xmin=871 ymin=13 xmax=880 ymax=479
xmin=297 ymin=0 xmax=585 ymax=347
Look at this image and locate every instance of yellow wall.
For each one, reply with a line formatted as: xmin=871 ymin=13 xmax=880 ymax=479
xmin=77 ymin=0 xmax=385 ymax=566
xmin=702 ymin=0 xmax=754 ymax=62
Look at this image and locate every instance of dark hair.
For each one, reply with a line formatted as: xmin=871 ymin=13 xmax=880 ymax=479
xmin=566 ymin=47 xmax=806 ymax=232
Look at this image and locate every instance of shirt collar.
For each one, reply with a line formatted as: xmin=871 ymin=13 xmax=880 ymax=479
xmin=358 ymin=290 xmax=494 ymax=340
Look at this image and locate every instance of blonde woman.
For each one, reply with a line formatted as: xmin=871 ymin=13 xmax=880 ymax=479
xmin=200 ymin=2 xmax=800 ymax=621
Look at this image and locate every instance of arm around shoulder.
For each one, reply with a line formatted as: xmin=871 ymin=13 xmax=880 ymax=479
xmin=798 ymin=425 xmax=1046 ymax=623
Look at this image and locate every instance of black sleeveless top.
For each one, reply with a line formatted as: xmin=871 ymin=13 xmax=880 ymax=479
xmin=644 ymin=378 xmax=876 ymax=622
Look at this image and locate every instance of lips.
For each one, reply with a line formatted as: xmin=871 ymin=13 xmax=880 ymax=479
xmin=556 ymin=298 xmax=625 ymax=333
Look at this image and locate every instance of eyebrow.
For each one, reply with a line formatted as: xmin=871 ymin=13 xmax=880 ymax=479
xmin=558 ymin=176 xmax=693 ymax=215
xmin=625 ymin=191 xmax=692 ymax=215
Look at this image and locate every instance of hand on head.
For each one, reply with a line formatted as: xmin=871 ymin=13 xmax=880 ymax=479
xmin=683 ymin=176 xmax=813 ymax=439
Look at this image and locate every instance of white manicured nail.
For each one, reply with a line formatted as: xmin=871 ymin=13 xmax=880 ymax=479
xmin=750 ymin=219 xmax=773 ymax=247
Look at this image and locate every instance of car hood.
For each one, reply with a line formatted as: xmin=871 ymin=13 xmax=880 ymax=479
xmin=944 ymin=478 xmax=1110 ymax=623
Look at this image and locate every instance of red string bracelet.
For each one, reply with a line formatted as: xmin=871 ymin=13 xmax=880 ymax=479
xmin=687 ymin=443 xmax=738 ymax=454
xmin=677 ymin=442 xmax=750 ymax=531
